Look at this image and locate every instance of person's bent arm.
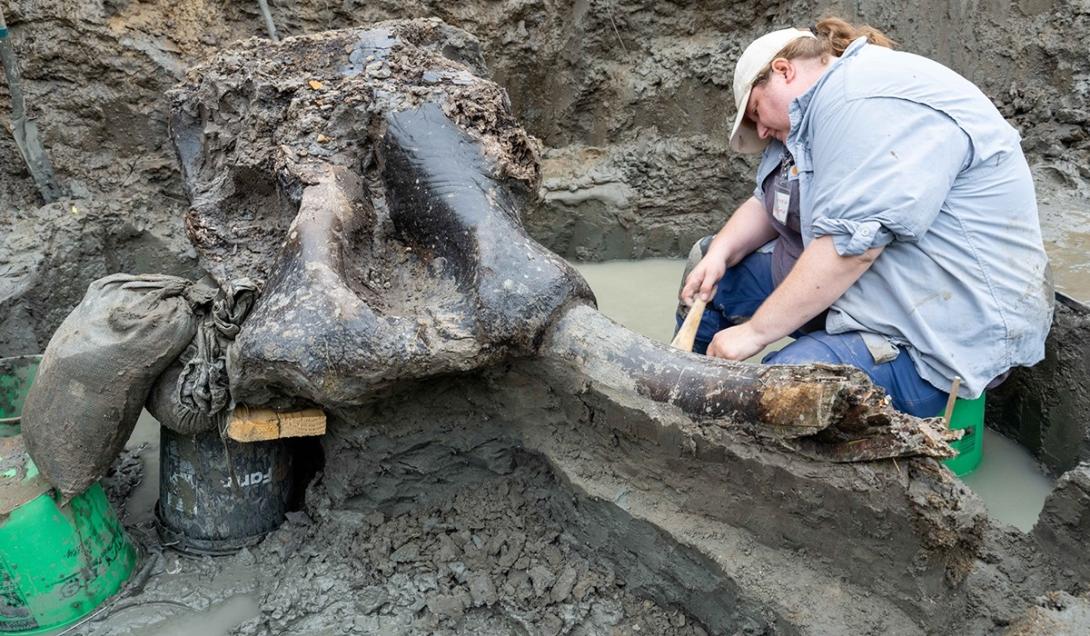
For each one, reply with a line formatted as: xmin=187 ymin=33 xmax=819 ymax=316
xmin=681 ymin=196 xmax=778 ymax=304
xmin=707 ymin=235 xmax=883 ymax=360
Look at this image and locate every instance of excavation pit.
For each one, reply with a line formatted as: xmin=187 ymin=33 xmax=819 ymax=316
xmin=0 ymin=4 xmax=1088 ymax=635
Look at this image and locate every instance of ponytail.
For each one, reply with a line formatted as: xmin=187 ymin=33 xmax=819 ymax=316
xmin=812 ymin=17 xmax=896 ymax=55
xmin=754 ymin=17 xmax=895 ymax=80
xmin=749 ymin=17 xmax=895 ymax=88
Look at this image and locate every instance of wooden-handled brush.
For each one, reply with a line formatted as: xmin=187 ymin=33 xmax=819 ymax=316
xmin=670 ymin=296 xmax=708 ymax=352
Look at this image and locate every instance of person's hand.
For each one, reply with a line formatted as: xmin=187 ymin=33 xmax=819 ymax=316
xmin=707 ymin=323 xmax=767 ymax=361
xmin=680 ymin=254 xmax=726 ymax=305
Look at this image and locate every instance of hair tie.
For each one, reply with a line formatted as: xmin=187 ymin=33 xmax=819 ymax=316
xmin=808 ymin=25 xmax=819 ymax=35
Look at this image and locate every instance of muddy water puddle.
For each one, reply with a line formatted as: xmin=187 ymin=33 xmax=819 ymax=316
xmin=54 ymin=413 xmax=263 ymax=636
xmin=1038 ymin=191 xmax=1090 ymax=302
xmin=573 ymin=258 xmax=1055 ymax=531
xmin=960 ymin=430 xmax=1054 ymax=531
xmin=78 ymin=414 xmax=698 ymax=635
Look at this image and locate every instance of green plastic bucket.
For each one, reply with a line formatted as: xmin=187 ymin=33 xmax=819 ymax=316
xmin=0 ymin=435 xmax=137 ymax=634
xmin=0 ymin=356 xmax=41 ymax=438
xmin=941 ymin=394 xmax=985 ymax=477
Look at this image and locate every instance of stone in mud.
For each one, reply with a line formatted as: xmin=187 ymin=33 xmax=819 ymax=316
xmin=529 ymin=564 xmax=556 ymax=597
xmin=468 ymin=572 xmax=498 ymax=606
xmin=356 ymin=586 xmax=389 ymax=615
xmin=1033 ymin=462 xmax=1090 ymax=580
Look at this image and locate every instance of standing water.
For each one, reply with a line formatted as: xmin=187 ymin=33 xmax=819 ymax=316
xmin=572 ymin=258 xmax=1054 ymax=532
xmin=62 ymin=412 xmax=263 ymax=636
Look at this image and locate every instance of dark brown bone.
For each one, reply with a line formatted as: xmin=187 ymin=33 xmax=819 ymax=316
xmin=543 ymin=304 xmax=958 ymax=461
xmin=19 ymin=20 xmax=956 ymax=482
xmin=166 ymin=20 xmax=952 ymax=458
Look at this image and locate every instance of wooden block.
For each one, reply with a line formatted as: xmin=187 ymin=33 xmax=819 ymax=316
xmin=227 ymin=405 xmax=326 ymax=442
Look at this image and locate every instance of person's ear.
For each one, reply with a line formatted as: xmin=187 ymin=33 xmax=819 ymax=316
xmin=770 ymin=57 xmax=794 ymax=81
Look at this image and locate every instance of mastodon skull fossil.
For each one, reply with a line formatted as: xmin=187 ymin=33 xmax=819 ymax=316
xmin=166 ymin=19 xmax=954 ymax=462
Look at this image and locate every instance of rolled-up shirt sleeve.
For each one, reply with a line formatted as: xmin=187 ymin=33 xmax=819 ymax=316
xmin=808 ymin=96 xmax=971 ymax=256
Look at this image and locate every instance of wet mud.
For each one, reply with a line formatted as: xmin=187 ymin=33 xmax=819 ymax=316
xmin=988 ymin=296 xmax=1090 ymax=475
xmin=2 ymin=0 xmax=1090 ymax=357
xmin=81 ymin=417 xmax=709 ymax=636
xmin=74 ymin=356 xmax=1090 ymax=634
xmin=1 ymin=2 xmax=1089 ymax=635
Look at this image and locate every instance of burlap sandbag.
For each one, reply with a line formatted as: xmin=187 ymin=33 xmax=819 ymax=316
xmin=22 ymin=274 xmax=209 ymax=496
xmin=146 ymin=279 xmax=258 ymax=435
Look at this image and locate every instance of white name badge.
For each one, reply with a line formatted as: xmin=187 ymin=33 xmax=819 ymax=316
xmin=773 ymin=190 xmax=790 ymax=224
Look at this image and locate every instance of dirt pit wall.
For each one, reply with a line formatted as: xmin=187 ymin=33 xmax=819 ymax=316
xmin=189 ymin=357 xmax=1083 ymax=635
xmin=300 ymin=360 xmax=1076 ymax=635
xmin=2 ymin=0 xmax=1090 ymax=357
xmin=988 ymin=297 xmax=1090 ymax=475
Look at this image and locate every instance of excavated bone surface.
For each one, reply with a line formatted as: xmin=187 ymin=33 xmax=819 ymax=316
xmin=169 ymin=20 xmax=594 ymax=407
xmin=170 ymin=18 xmax=541 ymax=285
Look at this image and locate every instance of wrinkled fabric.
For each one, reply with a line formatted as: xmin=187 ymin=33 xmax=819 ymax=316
xmin=783 ymin=38 xmax=1053 ymax=398
xmin=22 ymin=274 xmax=203 ymax=495
xmin=147 ymin=279 xmax=259 ymax=435
xmin=673 ymin=250 xmax=946 ymax=417
xmin=763 ymin=331 xmax=949 ymax=418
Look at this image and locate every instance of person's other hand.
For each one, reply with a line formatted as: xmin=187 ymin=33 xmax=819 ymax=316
xmin=707 ymin=323 xmax=766 ymax=361
xmin=680 ymin=255 xmax=726 ymax=305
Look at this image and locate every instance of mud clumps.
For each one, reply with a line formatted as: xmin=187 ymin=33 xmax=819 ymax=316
xmin=236 ymin=463 xmax=704 ymax=636
xmin=987 ymin=298 xmax=1090 ymax=474
xmin=0 ymin=199 xmax=200 ymax=356
xmin=168 ymin=19 xmax=543 ymax=287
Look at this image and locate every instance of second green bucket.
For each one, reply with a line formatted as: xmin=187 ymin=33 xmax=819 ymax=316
xmin=941 ymin=394 xmax=986 ymax=477
xmin=0 ymin=435 xmax=137 ymax=634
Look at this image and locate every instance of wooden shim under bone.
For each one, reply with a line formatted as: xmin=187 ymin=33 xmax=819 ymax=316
xmin=226 ymin=405 xmax=326 ymax=442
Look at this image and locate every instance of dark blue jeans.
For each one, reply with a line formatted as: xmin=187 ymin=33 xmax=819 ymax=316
xmin=676 ymin=251 xmax=948 ymax=417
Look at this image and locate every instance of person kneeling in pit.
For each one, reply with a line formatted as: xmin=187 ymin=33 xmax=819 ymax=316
xmin=678 ymin=17 xmax=1053 ymax=418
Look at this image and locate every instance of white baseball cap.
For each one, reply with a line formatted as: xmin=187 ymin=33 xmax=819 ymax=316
xmin=729 ymin=27 xmax=816 ymax=154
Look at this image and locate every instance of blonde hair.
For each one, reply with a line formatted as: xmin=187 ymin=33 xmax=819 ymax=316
xmin=753 ymin=17 xmax=896 ymax=85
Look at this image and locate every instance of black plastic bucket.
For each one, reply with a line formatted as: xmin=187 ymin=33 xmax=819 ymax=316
xmin=156 ymin=426 xmax=293 ymax=555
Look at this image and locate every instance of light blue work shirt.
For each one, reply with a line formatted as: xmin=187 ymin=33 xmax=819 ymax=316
xmin=769 ymin=38 xmax=1052 ymax=398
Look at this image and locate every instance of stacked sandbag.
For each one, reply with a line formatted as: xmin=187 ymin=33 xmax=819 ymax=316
xmin=22 ymin=274 xmax=214 ymax=496
xmin=146 ymin=279 xmax=258 ymax=435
